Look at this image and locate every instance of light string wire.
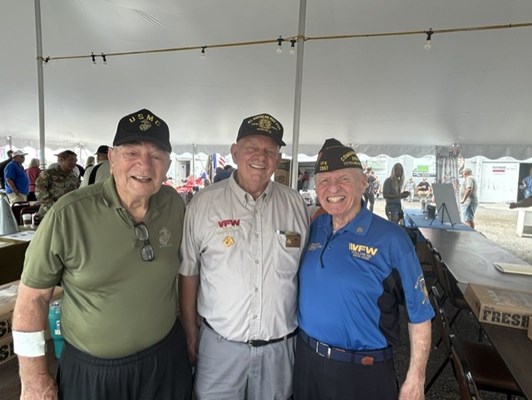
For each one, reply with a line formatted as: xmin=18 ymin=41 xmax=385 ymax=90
xmin=37 ymin=22 xmax=532 ymax=63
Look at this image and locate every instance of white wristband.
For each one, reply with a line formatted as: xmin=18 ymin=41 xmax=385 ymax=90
xmin=13 ymin=330 xmax=46 ymax=357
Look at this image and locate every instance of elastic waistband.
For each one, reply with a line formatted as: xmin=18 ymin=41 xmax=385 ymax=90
xmin=203 ymin=319 xmax=297 ymax=347
xmin=63 ymin=319 xmax=181 ymax=367
xmin=299 ymin=330 xmax=393 ymax=365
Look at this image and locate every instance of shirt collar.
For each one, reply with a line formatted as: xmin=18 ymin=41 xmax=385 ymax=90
xmin=315 ymin=201 xmax=373 ymax=237
xmin=229 ymin=170 xmax=274 ymax=206
xmin=100 ymin=176 xmax=167 ymax=224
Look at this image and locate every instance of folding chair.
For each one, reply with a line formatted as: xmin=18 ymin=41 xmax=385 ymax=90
xmin=449 ymin=334 xmax=482 ymax=400
xmin=430 ymin=251 xmax=449 ymax=307
xmin=10 ymin=201 xmax=30 ymax=225
xmin=439 ymin=258 xmax=469 ymax=327
xmin=425 ymin=286 xmax=523 ymax=399
xmin=415 ymin=240 xmax=435 ymax=278
xmin=431 ymin=252 xmax=469 ymax=328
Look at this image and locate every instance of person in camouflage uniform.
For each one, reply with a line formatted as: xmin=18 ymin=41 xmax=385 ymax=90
xmin=36 ymin=150 xmax=80 ymax=218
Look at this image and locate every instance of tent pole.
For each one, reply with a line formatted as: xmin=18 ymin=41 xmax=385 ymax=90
xmin=289 ymin=0 xmax=307 ymax=190
xmin=34 ymin=0 xmax=46 ymax=168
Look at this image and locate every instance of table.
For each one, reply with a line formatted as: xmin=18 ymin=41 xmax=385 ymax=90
xmin=419 ymin=228 xmax=532 ymax=291
xmin=419 ymin=227 xmax=532 ymax=399
xmin=404 ymin=208 xmax=471 ymax=231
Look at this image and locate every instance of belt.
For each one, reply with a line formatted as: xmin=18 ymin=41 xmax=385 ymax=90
xmin=203 ymin=320 xmax=298 ymax=347
xmin=299 ymin=330 xmax=393 ymax=366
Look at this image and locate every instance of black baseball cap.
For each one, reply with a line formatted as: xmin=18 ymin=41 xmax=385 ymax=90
xmin=113 ymin=109 xmax=171 ymax=152
xmin=95 ymin=145 xmax=110 ymax=155
xmin=237 ymin=113 xmax=286 ymax=147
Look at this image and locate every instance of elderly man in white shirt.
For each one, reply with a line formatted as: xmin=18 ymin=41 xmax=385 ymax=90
xmin=179 ymin=113 xmax=309 ymax=400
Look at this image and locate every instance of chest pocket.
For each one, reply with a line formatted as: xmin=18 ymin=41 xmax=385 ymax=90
xmin=273 ymin=231 xmax=302 ymax=277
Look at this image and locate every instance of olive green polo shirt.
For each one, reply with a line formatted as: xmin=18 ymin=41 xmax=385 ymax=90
xmin=22 ymin=177 xmax=185 ymax=357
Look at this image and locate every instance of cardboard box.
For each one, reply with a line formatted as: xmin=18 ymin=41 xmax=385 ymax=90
xmin=464 ymin=283 xmax=532 ymax=330
xmin=0 ymin=280 xmax=63 ymax=341
xmin=0 ymin=333 xmax=15 ymax=366
xmin=0 ymin=239 xmax=29 ymax=285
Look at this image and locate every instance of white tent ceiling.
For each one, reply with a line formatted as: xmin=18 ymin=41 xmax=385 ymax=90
xmin=2 ymin=0 xmax=532 ymax=159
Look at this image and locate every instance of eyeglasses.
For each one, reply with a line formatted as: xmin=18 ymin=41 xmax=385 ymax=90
xmin=134 ymin=222 xmax=155 ymax=262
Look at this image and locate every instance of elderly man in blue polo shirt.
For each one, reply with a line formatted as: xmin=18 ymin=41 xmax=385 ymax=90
xmin=4 ymin=150 xmax=30 ymax=203
xmin=294 ymin=139 xmax=434 ymax=400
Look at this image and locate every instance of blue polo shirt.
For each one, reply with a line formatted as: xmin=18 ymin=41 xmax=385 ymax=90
xmin=4 ymin=161 xmax=29 ymax=195
xmin=298 ymin=206 xmax=434 ymax=350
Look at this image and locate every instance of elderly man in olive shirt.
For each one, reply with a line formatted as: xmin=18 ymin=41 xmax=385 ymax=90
xmin=12 ymin=109 xmax=191 ymax=400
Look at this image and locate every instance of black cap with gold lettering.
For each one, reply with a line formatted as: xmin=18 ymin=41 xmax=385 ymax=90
xmin=237 ymin=113 xmax=286 ymax=147
xmin=113 ymin=109 xmax=171 ymax=152
xmin=315 ymin=138 xmax=362 ymax=174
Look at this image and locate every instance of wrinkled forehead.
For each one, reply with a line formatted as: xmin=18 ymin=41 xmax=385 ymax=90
xmin=237 ymin=134 xmax=280 ymax=150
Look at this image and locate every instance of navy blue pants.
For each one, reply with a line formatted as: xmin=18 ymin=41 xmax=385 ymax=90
xmin=293 ymin=334 xmax=398 ymax=400
xmin=58 ymin=319 xmax=192 ymax=400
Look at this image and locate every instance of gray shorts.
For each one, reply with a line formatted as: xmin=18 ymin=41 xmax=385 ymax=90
xmin=461 ymin=202 xmax=478 ymax=222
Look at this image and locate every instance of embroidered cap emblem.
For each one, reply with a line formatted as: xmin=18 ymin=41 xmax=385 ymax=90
xmin=139 ymin=120 xmax=152 ymax=132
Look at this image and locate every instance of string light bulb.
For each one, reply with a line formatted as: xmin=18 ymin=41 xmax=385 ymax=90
xmin=289 ymin=39 xmax=296 ymax=55
xmin=200 ymin=46 xmax=206 ymax=60
xmin=101 ymin=53 xmax=107 ymax=65
xmin=276 ymin=36 xmax=283 ymax=54
xmin=91 ymin=52 xmax=97 ymax=65
xmin=424 ymin=28 xmax=433 ymax=50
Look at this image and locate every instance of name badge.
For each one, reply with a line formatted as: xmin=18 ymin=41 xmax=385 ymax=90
xmin=285 ymin=232 xmax=301 ymax=248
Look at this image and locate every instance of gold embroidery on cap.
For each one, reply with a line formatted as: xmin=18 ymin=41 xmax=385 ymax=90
xmin=258 ymin=117 xmax=272 ymax=132
xmin=139 ymin=120 xmax=152 ymax=132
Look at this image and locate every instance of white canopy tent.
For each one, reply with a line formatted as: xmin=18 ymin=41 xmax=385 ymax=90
xmin=2 ymin=0 xmax=532 ymax=161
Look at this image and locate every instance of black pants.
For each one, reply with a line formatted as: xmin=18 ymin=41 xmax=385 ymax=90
xmin=293 ymin=334 xmax=398 ymax=400
xmin=58 ymin=319 xmax=192 ymax=400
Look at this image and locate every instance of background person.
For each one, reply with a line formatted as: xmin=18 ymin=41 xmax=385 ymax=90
xmin=404 ymin=176 xmax=416 ymax=202
xmin=0 ymin=149 xmax=14 ymax=189
xmin=522 ymin=166 xmax=532 ymax=199
xmin=82 ymin=145 xmax=111 ymax=186
xmin=213 ymin=166 xmax=230 ymax=183
xmin=179 ymin=113 xmax=308 ymax=400
xmin=363 ymin=166 xmax=376 ymax=211
xmin=382 ymin=162 xmax=409 ymax=223
xmin=25 ymin=158 xmax=41 ymax=201
xmin=294 ymin=138 xmax=434 ymax=400
xmin=510 ymin=197 xmax=532 ymax=209
xmin=85 ymin=155 xmax=95 ymax=169
xmin=459 ymin=167 xmax=478 ymax=229
xmin=12 ymin=108 xmax=192 ymax=400
xmin=35 ymin=150 xmax=80 ymax=218
xmin=416 ymin=177 xmax=432 ymax=201
xmin=4 ymin=149 xmax=29 ymax=203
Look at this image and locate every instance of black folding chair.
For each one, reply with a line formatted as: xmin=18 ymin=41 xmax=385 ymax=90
xmin=425 ymin=286 xmax=523 ymax=399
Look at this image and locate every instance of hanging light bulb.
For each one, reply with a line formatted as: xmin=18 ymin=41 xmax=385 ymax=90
xmin=424 ymin=28 xmax=433 ymax=50
xmin=200 ymin=46 xmax=206 ymax=60
xmin=91 ymin=52 xmax=97 ymax=65
xmin=289 ymin=39 xmax=296 ymax=56
xmin=276 ymin=36 xmax=283 ymax=54
xmin=101 ymin=53 xmax=107 ymax=65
